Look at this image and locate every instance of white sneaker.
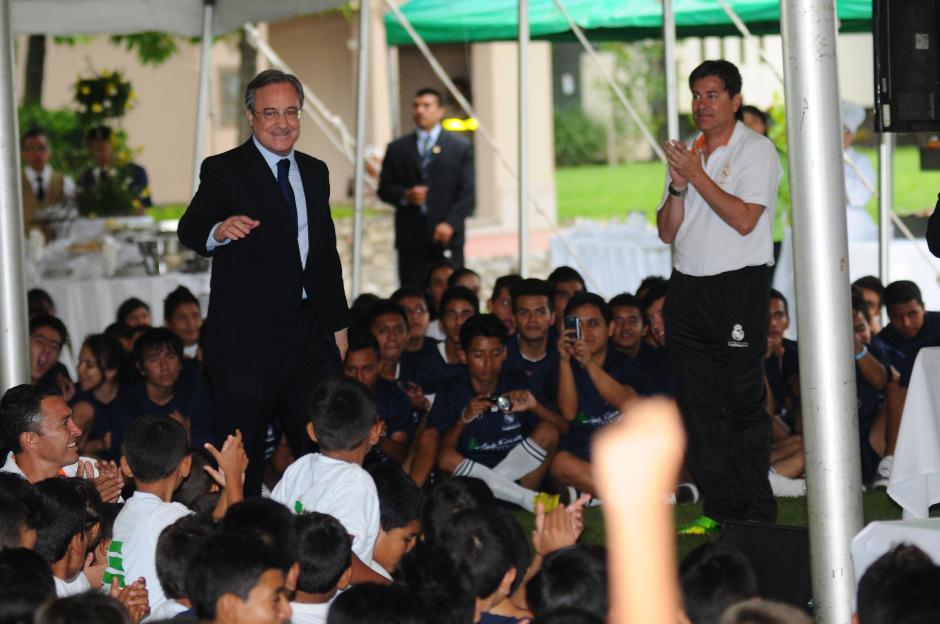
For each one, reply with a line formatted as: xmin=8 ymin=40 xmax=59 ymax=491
xmin=872 ymin=455 xmax=894 ymax=488
xmin=768 ymin=469 xmax=806 ymax=497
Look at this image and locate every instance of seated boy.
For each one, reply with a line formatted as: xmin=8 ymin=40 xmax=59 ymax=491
xmin=488 ymin=274 xmax=523 ymax=335
xmin=186 ymin=532 xmax=292 ymax=624
xmin=765 ymin=289 xmax=800 ymax=432
xmin=343 ymin=331 xmax=416 ymax=465
xmin=291 ymin=512 xmax=354 ymax=624
xmin=106 ymin=414 xmax=245 ymax=614
xmin=851 ymin=292 xmax=892 ymax=486
xmin=678 ymin=542 xmax=756 ymax=624
xmin=448 ymin=267 xmax=483 ymax=299
xmin=33 ymin=478 xmax=94 ymax=596
xmin=612 ymin=288 xmax=673 ymax=397
xmin=434 ymin=314 xmax=562 ymax=511
xmin=0 ymin=491 xmax=35 ymax=549
xmin=874 ymin=280 xmax=940 ymax=484
xmin=108 ymin=328 xmax=210 ymax=455
xmin=550 ymin=293 xmax=646 ymax=498
xmin=151 ymin=514 xmax=216 ymax=620
xmin=366 ymin=299 xmax=431 ymax=414
xmin=164 ymin=285 xmax=203 ymax=360
xmin=547 ymin=266 xmax=586 ymax=335
xmin=270 ymin=378 xmax=386 ymax=584
xmin=29 ymin=314 xmax=74 ymax=400
xmin=506 ymin=279 xmax=562 ymax=416
xmin=405 ymin=286 xmax=478 ymax=394
xmin=608 ymin=293 xmax=645 ymax=359
xmin=391 ymin=286 xmax=435 ymax=355
xmin=367 ymin=463 xmax=423 ymax=579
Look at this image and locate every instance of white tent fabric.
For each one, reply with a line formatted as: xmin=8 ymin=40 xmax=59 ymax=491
xmin=10 ymin=0 xmax=345 ymax=36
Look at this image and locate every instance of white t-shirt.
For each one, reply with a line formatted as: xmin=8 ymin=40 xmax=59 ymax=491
xmin=368 ymin=560 xmax=393 ymax=581
xmin=104 ymin=491 xmax=192 ymax=618
xmin=53 ymin=571 xmax=91 ymax=597
xmin=271 ymin=453 xmax=380 ymax=565
xmin=426 ymin=319 xmax=445 ymax=342
xmin=660 ymin=121 xmax=782 ymax=277
xmin=149 ymin=598 xmax=189 ymax=620
xmin=1 ymin=451 xmax=99 ymax=479
xmin=289 ymin=601 xmax=331 ymax=624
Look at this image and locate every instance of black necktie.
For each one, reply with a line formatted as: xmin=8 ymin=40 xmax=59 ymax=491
xmin=277 ymin=158 xmax=298 ymax=233
xmin=35 ymin=175 xmax=45 ymax=202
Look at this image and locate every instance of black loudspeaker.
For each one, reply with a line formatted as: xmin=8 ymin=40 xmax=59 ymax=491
xmin=718 ymin=521 xmax=814 ymax=613
xmin=873 ymin=0 xmax=940 ymax=132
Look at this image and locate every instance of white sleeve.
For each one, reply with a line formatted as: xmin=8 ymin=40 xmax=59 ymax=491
xmin=846 ymin=152 xmax=875 ymax=207
xmin=732 ymin=140 xmax=782 ymax=208
xmin=206 ymin=222 xmax=232 ymax=252
xmin=323 ymin=484 xmax=379 ymax=564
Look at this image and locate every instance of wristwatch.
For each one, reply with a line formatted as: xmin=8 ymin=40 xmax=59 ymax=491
xmin=668 ymin=183 xmax=688 ymax=198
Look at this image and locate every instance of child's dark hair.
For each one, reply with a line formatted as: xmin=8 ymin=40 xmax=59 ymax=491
xmin=326 ymin=583 xmax=423 ymax=624
xmin=884 ymin=280 xmax=924 ymax=307
xmin=97 ymin=502 xmax=121 ymax=546
xmin=368 ymin=463 xmax=423 ymax=531
xmin=640 ymin=281 xmax=669 ymax=319
xmin=395 ymin=540 xmax=476 ymax=623
xmin=0 ymin=384 xmax=58 ymax=454
xmin=547 ymin=266 xmax=586 ymax=289
xmin=172 ymin=448 xmax=215 ymax=508
xmin=186 ymin=532 xmax=285 ymax=620
xmin=852 ymin=288 xmax=871 ymax=322
xmin=132 ymin=327 xmax=183 ymax=368
xmin=422 ymin=477 xmax=495 ymax=541
xmin=565 ymin=292 xmax=611 ymax=323
xmin=636 ymin=275 xmax=668 ymax=299
xmin=219 ymin=498 xmax=296 ymax=571
xmin=532 ymin=608 xmax=604 ymax=624
xmin=609 ymin=292 xmax=642 ymax=313
xmin=0 ymin=493 xmax=31 ymax=549
xmin=391 ymin=286 xmax=429 ymax=307
xmin=459 ymin=313 xmax=508 ymax=351
xmin=308 ymin=378 xmax=378 ymax=452
xmin=367 ymin=299 xmax=409 ymax=331
xmin=156 ymin=514 xmax=216 ymax=601
xmin=853 ymin=276 xmax=885 ymax=303
xmin=28 ymin=288 xmax=55 ymax=318
xmin=35 ymin=592 xmax=131 ymax=624
xmin=510 ymin=278 xmax=555 ymax=311
xmin=491 ymin=274 xmax=523 ymax=301
xmin=29 ymin=314 xmax=69 ymax=347
xmin=447 ymin=267 xmax=481 ymax=288
xmin=527 ymin=545 xmax=608 ymax=619
xmin=345 ymin=329 xmax=380 ymax=359
xmin=350 ymin=293 xmax=381 ymax=331
xmin=439 ymin=286 xmax=480 ymax=316
xmin=66 ymin=478 xmax=103 ymax=550
xmin=122 ymin=414 xmax=190 ymax=483
xmin=116 ymin=297 xmax=150 ymax=325
xmin=163 ymin=285 xmax=200 ymax=322
xmin=856 ymin=543 xmax=939 ymax=624
xmin=79 ymin=334 xmax=128 ymax=385
xmin=769 ymin=288 xmax=789 ymax=317
xmin=679 ymin=543 xmax=757 ymax=624
xmin=32 ymin=478 xmax=87 ymax=563
xmin=0 ymin=547 xmax=56 ymax=603
xmin=438 ymin=507 xmax=520 ymax=599
xmin=0 ymin=473 xmax=39 ymax=529
xmin=294 ymin=512 xmax=352 ymax=594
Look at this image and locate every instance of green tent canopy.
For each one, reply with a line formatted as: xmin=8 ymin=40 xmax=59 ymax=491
xmin=385 ymin=0 xmax=872 ymax=46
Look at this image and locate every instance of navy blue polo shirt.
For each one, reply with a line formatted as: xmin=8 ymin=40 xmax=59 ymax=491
xmin=375 ymin=377 xmax=416 ymax=440
xmin=764 ymin=338 xmax=800 ymax=428
xmin=856 ymin=337 xmax=892 ymax=483
xmin=635 ymin=342 xmax=674 ymax=397
xmin=878 ymin=311 xmax=940 ymax=387
xmin=399 ymin=337 xmax=463 ymax=394
xmin=504 ymin=335 xmax=560 ymax=408
xmin=559 ymin=350 xmax=648 ymax=461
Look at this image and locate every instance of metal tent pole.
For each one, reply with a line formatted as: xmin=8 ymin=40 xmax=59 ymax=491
xmin=351 ymin=0 xmax=371 ymax=298
xmin=0 ymin=0 xmax=30 ymax=390
xmin=192 ymin=0 xmax=215 ymax=196
xmin=878 ymin=132 xmax=895 ymax=285
xmin=518 ymin=0 xmax=529 ymax=276
xmin=780 ymin=1 xmax=864 ymax=622
xmin=663 ymin=0 xmax=679 ymax=141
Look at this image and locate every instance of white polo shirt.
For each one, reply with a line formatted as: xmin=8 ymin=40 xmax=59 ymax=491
xmin=660 ymin=121 xmax=782 ymax=277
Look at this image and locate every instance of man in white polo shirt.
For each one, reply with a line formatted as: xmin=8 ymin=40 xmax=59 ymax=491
xmin=0 ymin=384 xmax=123 ymax=502
xmin=656 ymin=60 xmax=782 ymax=533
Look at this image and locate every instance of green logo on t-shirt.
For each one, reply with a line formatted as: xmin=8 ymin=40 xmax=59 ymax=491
xmin=468 ymin=437 xmax=480 ymax=450
xmin=103 ymin=539 xmax=125 ymax=588
xmin=294 ymin=500 xmax=304 ymax=513
xmin=575 ymin=411 xmax=588 ymax=424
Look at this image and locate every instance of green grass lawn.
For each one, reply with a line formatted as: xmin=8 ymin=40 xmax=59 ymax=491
xmin=514 ymin=490 xmax=928 ymax=561
xmin=555 ymin=146 xmax=940 ymax=225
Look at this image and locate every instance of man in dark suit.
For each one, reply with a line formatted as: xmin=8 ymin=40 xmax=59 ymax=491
xmin=178 ymin=70 xmax=350 ymax=495
xmin=927 ymin=192 xmax=940 ymax=258
xmin=78 ymin=126 xmax=152 ymax=211
xmin=378 ymin=87 xmax=475 ymax=288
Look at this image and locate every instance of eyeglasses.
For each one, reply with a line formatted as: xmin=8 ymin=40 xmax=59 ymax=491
xmin=252 ymin=108 xmax=301 ymax=122
xmin=23 ymin=144 xmax=50 ymax=153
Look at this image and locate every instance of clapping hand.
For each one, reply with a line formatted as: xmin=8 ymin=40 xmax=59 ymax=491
xmin=113 ymin=576 xmax=150 ymax=624
xmin=531 ymin=494 xmax=591 ymax=556
xmin=664 ymin=140 xmax=701 ymax=189
xmin=77 ymin=459 xmax=124 ymax=503
xmin=204 ymin=429 xmax=248 ymax=488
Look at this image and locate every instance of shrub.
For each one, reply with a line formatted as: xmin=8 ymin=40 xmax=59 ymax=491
xmin=554 ymin=108 xmax=606 ymax=166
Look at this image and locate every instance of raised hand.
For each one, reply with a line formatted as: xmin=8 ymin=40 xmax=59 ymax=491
xmin=113 ymin=576 xmax=150 ymax=624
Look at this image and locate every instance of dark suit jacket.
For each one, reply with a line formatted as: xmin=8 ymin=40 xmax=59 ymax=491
xmin=78 ymin=163 xmax=152 ymax=208
xmin=927 ymin=192 xmax=940 ymax=258
xmin=177 ymin=139 xmax=350 ymax=373
xmin=377 ymin=130 xmax=474 ymax=250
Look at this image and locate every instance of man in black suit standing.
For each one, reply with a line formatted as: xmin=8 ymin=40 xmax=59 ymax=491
xmin=178 ymin=70 xmax=350 ymax=495
xmin=378 ymin=88 xmax=475 ymax=288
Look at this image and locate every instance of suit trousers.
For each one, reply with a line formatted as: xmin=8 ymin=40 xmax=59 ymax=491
xmin=664 ymin=264 xmax=776 ymax=523
xmin=207 ymin=305 xmax=341 ymax=496
xmin=397 ymin=238 xmax=465 ymax=289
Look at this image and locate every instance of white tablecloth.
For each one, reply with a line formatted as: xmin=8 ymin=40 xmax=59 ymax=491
xmin=773 ymin=228 xmax=940 ymax=340
xmin=851 ymin=519 xmax=940 ymax=594
xmin=35 ymin=272 xmax=211 ymax=350
xmin=549 ymin=215 xmax=672 ymax=298
xmin=887 ymin=346 xmax=940 ymax=519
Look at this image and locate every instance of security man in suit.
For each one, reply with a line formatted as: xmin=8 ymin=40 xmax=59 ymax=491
xmin=178 ymin=70 xmax=350 ymax=495
xmin=378 ymin=87 xmax=475 ymax=288
xmin=20 ymin=127 xmax=75 ymax=239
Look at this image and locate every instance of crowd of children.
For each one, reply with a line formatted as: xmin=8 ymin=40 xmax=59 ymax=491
xmin=3 ymin=261 xmax=940 ymax=623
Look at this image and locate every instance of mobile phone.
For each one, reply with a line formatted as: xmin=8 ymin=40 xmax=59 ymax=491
xmin=563 ymin=315 xmax=582 ymax=340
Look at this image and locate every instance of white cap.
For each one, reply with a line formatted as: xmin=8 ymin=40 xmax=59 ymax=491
xmin=841 ymin=100 xmax=866 ymax=135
